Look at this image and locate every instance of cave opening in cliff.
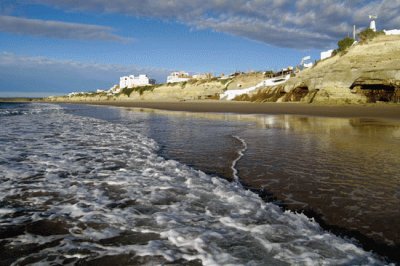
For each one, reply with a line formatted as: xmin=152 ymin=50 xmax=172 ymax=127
xmin=351 ymin=83 xmax=398 ymax=103
xmin=291 ymin=86 xmax=309 ymax=101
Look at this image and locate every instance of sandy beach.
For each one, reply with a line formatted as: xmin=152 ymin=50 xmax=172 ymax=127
xmin=61 ymin=100 xmax=400 ymax=120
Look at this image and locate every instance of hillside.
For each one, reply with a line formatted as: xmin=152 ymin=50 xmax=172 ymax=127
xmin=47 ymin=35 xmax=400 ymax=104
xmin=237 ymin=35 xmax=400 ymax=104
xmin=47 ymin=72 xmax=267 ymax=102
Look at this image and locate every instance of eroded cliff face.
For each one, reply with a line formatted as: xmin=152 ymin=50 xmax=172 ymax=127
xmin=239 ymin=35 xmax=400 ymax=104
xmin=350 ymin=76 xmax=400 ymax=103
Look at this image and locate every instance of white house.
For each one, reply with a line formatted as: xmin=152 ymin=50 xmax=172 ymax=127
xmin=167 ymin=71 xmax=191 ymax=83
xmin=384 ymin=29 xmax=400 ymax=35
xmin=320 ymin=49 xmax=334 ymax=60
xmin=119 ymin=74 xmax=155 ymax=89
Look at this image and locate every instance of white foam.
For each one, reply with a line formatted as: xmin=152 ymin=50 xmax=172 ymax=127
xmin=231 ymin=135 xmax=248 ymax=185
xmin=0 ymin=208 xmax=14 ymax=215
xmin=0 ymin=103 xmax=387 ymax=265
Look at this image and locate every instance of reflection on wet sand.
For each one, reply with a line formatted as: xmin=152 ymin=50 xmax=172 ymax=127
xmin=126 ymin=107 xmax=400 ymax=261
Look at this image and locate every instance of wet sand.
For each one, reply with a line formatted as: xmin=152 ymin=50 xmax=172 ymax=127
xmin=66 ymin=101 xmax=400 ymax=120
xmin=35 ymin=101 xmax=400 ymax=262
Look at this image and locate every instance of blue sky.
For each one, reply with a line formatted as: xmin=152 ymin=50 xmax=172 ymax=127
xmin=0 ymin=0 xmax=399 ymax=96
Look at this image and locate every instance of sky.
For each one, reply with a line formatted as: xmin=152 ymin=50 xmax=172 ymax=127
xmin=0 ymin=0 xmax=399 ymax=97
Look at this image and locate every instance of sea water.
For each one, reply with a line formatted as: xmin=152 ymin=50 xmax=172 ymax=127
xmin=0 ymin=103 xmax=391 ymax=265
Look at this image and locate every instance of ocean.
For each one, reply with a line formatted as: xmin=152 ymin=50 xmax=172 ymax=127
xmin=0 ymin=102 xmax=398 ymax=265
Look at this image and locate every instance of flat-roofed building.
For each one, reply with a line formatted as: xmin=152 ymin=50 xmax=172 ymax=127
xmin=119 ymin=74 xmax=156 ymax=89
xmin=166 ymin=71 xmax=191 ymax=83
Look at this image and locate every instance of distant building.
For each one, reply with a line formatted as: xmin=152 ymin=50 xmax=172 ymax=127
xmin=166 ymin=71 xmax=191 ymax=83
xmin=119 ymin=74 xmax=156 ymax=89
xmin=192 ymin=73 xmax=214 ymax=80
xmin=369 ymin=15 xmax=377 ymax=32
xmin=384 ymin=29 xmax=400 ymax=35
xmin=68 ymin=92 xmax=79 ymax=97
xmin=320 ymin=49 xmax=334 ymax=60
xmin=108 ymin=84 xmax=120 ymax=94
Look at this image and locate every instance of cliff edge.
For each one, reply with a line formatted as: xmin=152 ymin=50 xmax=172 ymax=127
xmin=238 ymin=35 xmax=400 ymax=104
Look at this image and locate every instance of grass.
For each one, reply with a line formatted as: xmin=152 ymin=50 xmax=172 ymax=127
xmin=120 ymin=85 xmax=156 ymax=96
xmin=358 ymin=28 xmax=384 ymax=44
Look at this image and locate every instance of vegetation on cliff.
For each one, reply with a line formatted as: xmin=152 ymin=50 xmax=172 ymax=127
xmin=335 ymin=37 xmax=355 ymax=55
xmin=46 ymin=33 xmax=400 ymax=105
xmin=358 ymin=28 xmax=385 ymax=43
xmin=120 ymin=85 xmax=157 ymax=96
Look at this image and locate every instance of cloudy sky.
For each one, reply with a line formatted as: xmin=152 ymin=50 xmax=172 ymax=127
xmin=0 ymin=0 xmax=399 ymax=96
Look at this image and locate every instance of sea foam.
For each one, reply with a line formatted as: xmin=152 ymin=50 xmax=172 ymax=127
xmin=0 ymin=103 xmax=387 ymax=265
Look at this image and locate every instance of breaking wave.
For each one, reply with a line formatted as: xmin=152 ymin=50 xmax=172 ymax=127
xmin=0 ymin=102 xmax=63 ymax=117
xmin=0 ymin=103 xmax=386 ymax=265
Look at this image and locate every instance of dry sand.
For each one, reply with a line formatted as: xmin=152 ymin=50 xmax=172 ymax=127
xmin=68 ymin=100 xmax=400 ymax=120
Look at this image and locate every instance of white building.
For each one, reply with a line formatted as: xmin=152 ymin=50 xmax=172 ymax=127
xmin=68 ymin=92 xmax=79 ymax=97
xmin=384 ymin=29 xmax=400 ymax=35
xmin=192 ymin=73 xmax=213 ymax=80
xmin=119 ymin=74 xmax=155 ymax=89
xmin=166 ymin=71 xmax=191 ymax=83
xmin=108 ymin=84 xmax=120 ymax=94
xmin=320 ymin=49 xmax=334 ymax=60
xmin=369 ymin=15 xmax=377 ymax=32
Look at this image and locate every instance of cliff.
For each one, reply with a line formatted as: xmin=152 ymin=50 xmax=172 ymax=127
xmin=47 ymin=35 xmax=400 ymax=104
xmin=237 ymin=35 xmax=400 ymax=104
xmin=47 ymin=72 xmax=267 ymax=103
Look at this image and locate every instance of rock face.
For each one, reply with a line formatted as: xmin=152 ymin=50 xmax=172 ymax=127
xmin=242 ymin=35 xmax=400 ymax=104
xmin=350 ymin=76 xmax=400 ymax=103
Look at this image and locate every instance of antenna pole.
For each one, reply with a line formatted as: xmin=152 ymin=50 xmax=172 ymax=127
xmin=353 ymin=25 xmax=356 ymax=40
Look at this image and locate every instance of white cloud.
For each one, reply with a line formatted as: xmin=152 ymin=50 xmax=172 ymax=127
xmin=30 ymin=0 xmax=400 ymax=48
xmin=0 ymin=52 xmax=170 ymax=96
xmin=0 ymin=15 xmax=132 ymax=42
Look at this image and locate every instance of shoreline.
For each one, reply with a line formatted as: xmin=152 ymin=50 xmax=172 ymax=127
xmin=47 ymin=100 xmax=400 ymax=121
xmin=89 ymin=100 xmax=399 ymax=263
xmin=7 ymin=99 xmax=400 ymax=263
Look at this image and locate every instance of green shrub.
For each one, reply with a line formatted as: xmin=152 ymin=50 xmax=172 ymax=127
xmin=120 ymin=85 xmax=155 ymax=96
xmin=358 ymin=28 xmax=384 ymax=43
xmin=337 ymin=37 xmax=355 ymax=52
xmin=121 ymin=87 xmax=135 ymax=96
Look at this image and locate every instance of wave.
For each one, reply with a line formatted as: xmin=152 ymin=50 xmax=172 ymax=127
xmin=0 ymin=102 xmax=63 ymax=117
xmin=0 ymin=104 xmax=387 ymax=265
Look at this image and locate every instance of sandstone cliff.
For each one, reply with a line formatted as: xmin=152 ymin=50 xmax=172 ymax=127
xmin=237 ymin=35 xmax=400 ymax=104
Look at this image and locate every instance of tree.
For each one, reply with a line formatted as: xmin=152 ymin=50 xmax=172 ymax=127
xmin=337 ymin=37 xmax=355 ymax=53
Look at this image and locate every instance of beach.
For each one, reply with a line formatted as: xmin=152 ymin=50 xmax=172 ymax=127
xmin=3 ymin=1 xmax=400 ymax=265
xmin=59 ymin=100 xmax=400 ymax=120
xmin=1 ymin=102 xmax=399 ymax=264
xmin=66 ymin=101 xmax=400 ymax=263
